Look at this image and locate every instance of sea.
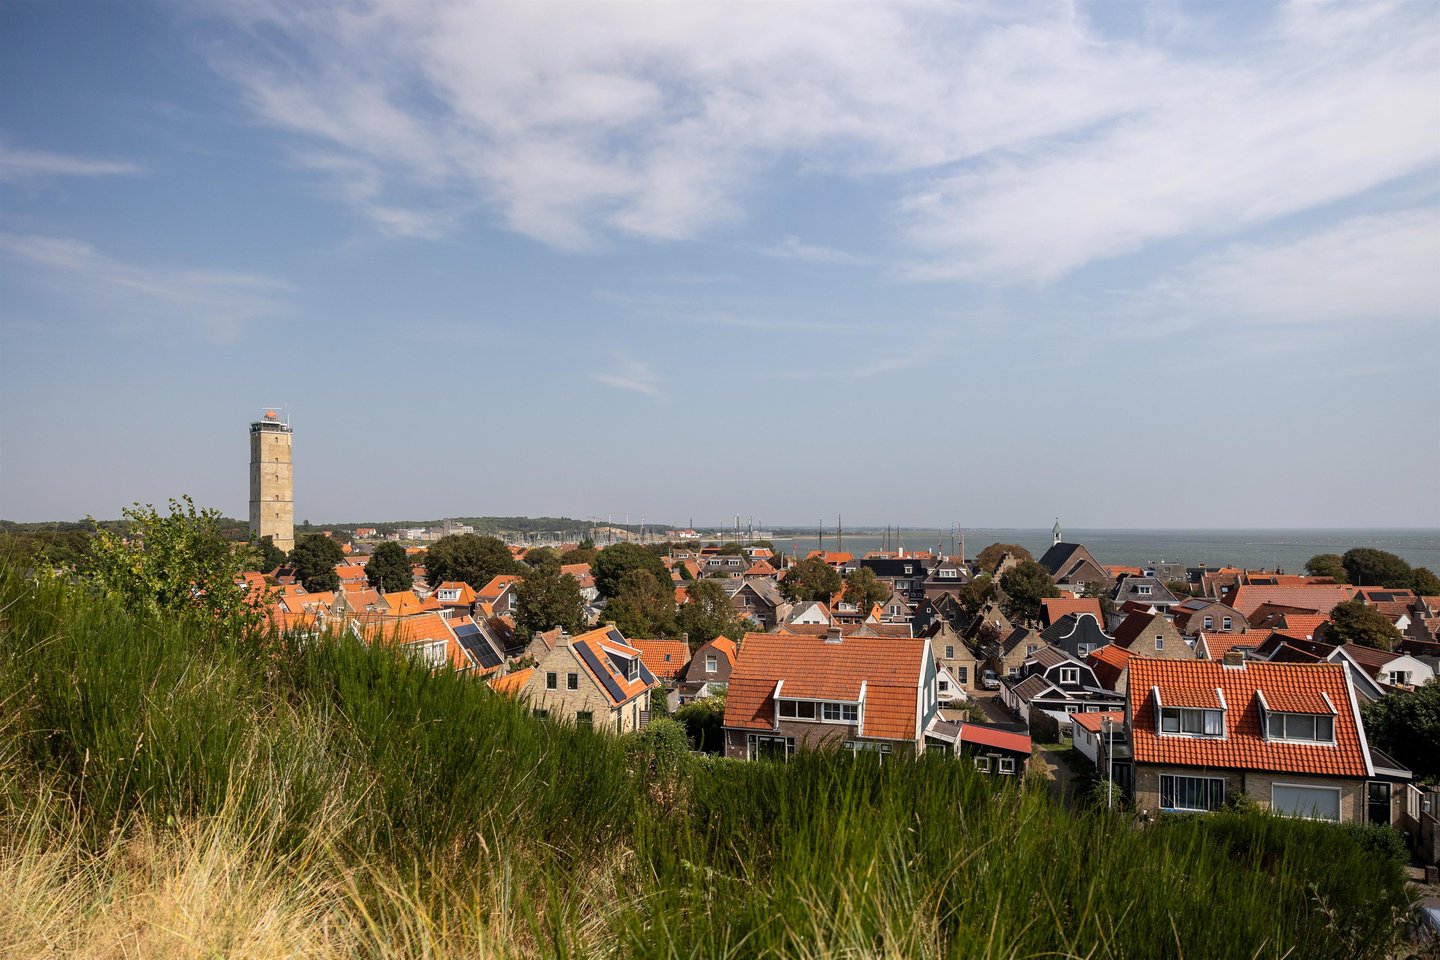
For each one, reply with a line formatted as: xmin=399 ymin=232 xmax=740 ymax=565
xmin=767 ymin=529 xmax=1440 ymax=575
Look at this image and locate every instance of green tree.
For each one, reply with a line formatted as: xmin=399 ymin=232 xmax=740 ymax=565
xmin=999 ymin=559 xmax=1060 ymax=625
xmin=603 ymin=569 xmax=677 ymax=639
xmin=975 ymin=543 xmax=1033 ymax=575
xmin=1341 ymin=548 xmax=1413 ymax=588
xmin=364 ymin=541 xmax=413 ymax=593
xmin=1411 ymin=566 xmax=1440 ymax=596
xmin=675 ymin=694 xmax=726 ymax=754
xmin=523 ymin=546 xmax=561 ymax=576
xmin=958 ymin=575 xmax=996 ymax=617
xmin=1164 ymin=579 xmax=1193 ymax=599
xmin=81 ymin=497 xmax=258 ymax=627
xmin=558 ymin=545 xmax=598 ymax=566
xmin=1080 ymin=580 xmax=1117 ymax=621
xmin=593 ymin=542 xmax=670 ymax=600
xmin=514 ymin=567 xmax=585 ymax=638
xmin=1304 ymin=553 xmax=1349 ymax=582
xmin=780 ymin=556 xmax=842 ymax=603
xmin=1326 ymin=600 xmax=1402 ymax=650
xmin=290 ymin=533 xmax=343 ymax=592
xmin=424 ymin=534 xmax=518 ymax=589
xmin=1361 ymin=679 xmax=1440 ymax=782
xmin=677 ymin=577 xmax=744 ymax=645
xmin=253 ymin=535 xmax=288 ymax=571
xmin=843 ymin=567 xmax=889 ymax=614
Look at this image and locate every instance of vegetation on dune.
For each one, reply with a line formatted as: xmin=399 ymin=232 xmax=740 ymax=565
xmin=0 ymin=561 xmax=1422 ymax=959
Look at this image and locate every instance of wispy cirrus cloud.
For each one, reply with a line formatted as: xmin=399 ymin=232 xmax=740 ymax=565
xmin=592 ymin=356 xmax=661 ymax=398
xmin=759 ymin=235 xmax=867 ymax=265
xmin=0 ymin=140 xmax=143 ymax=181
xmin=0 ymin=232 xmax=290 ymax=341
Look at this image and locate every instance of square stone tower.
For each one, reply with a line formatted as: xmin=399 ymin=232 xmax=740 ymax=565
xmin=249 ymin=410 xmax=294 ymax=554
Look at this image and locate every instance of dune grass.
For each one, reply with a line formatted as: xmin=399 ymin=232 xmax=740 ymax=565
xmin=0 ymin=564 xmax=1417 ymax=958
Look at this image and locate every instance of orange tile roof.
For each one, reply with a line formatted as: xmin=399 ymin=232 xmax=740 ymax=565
xmin=708 ymin=637 xmax=738 ymax=663
xmin=724 ymin=632 xmax=927 ymax=742
xmin=1042 ymin=597 xmax=1105 ymax=625
xmin=1107 ymin=565 xmax=1143 ymax=577
xmin=1128 ymin=659 xmax=1367 ymax=777
xmin=478 ymin=574 xmax=522 ymax=599
xmin=746 ymin=559 xmax=779 ymax=576
xmin=436 ymin=581 xmax=478 ymax=604
xmin=629 ymin=638 xmax=691 ymax=680
xmin=1071 ymin=710 xmax=1125 ymax=734
xmin=674 ymin=586 xmax=689 ymax=605
xmin=1227 ymin=584 xmax=1356 ymax=619
xmin=489 ymin=667 xmax=533 ymax=696
xmin=1277 ymin=614 xmax=1329 ymax=639
xmin=334 ymin=564 xmax=367 ymax=581
xmin=1199 ymin=630 xmax=1271 ymax=660
xmin=354 ymin=612 xmax=469 ymax=670
xmin=559 ymin=563 xmax=592 ymax=577
xmin=568 ymin=626 xmax=657 ymax=706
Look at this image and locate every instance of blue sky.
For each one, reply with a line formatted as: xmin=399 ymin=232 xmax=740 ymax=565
xmin=1 ymin=0 xmax=1437 ymax=529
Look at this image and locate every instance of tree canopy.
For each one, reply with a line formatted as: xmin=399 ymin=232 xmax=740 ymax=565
xmin=364 ymin=541 xmax=413 ymax=593
xmin=602 ymin=568 xmax=677 ymax=639
xmin=253 ymin=535 xmax=288 ymax=572
xmin=999 ymin=560 xmax=1060 ymax=624
xmin=522 ymin=546 xmax=561 ymax=577
xmin=424 ymin=534 xmax=519 ymax=590
xmin=1326 ymin=600 xmax=1402 ymax=650
xmin=1341 ymin=548 xmax=1413 ymax=588
xmin=289 ymin=533 xmax=344 ymax=593
xmin=957 ymin=575 xmax=996 ymax=617
xmin=1410 ymin=566 xmax=1440 ymax=596
xmin=1361 ymin=679 xmax=1440 ymax=782
xmin=514 ymin=567 xmax=586 ymax=638
xmin=975 ymin=543 xmax=1033 ymax=575
xmin=677 ymin=577 xmax=744 ymax=644
xmin=843 ymin=567 xmax=889 ymax=614
xmin=1304 ymin=554 xmax=1348 ymax=582
xmin=780 ymin=556 xmax=842 ymax=603
xmin=593 ymin=542 xmax=671 ymax=600
xmin=81 ymin=497 xmax=258 ymax=627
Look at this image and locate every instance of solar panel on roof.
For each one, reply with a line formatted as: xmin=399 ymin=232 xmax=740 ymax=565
xmin=577 ymin=642 xmax=625 ymax=703
xmin=452 ymin=622 xmax=503 ymax=669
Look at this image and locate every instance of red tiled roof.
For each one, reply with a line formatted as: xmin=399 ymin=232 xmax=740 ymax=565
xmin=1128 ymin=659 xmax=1367 ymax=777
xmin=1227 ymin=584 xmax=1356 ymax=619
xmin=436 ymin=581 xmax=478 ymax=604
xmin=1041 ymin=597 xmax=1104 ymax=626
xmin=958 ymin=723 xmax=1032 ymax=754
xmin=1199 ymin=630 xmax=1271 ymax=660
xmin=724 ymin=632 xmax=926 ymax=742
xmin=1277 ymin=614 xmax=1329 ymax=639
xmin=354 ymin=612 xmax=469 ymax=670
xmin=1071 ymin=711 xmax=1124 ymax=735
xmin=1087 ymin=645 xmax=1132 ymax=690
xmin=478 ymin=574 xmax=522 ymax=599
xmin=489 ymin=667 xmax=533 ymax=696
xmin=630 ymin=638 xmax=691 ymax=680
xmin=570 ymin=627 xmax=656 ymax=706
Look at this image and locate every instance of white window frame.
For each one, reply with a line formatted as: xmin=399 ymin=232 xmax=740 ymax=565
xmin=974 ymin=756 xmax=991 ymax=773
xmin=998 ymin=757 xmax=1016 ymax=775
xmin=706 ymin=655 xmax=718 ymax=673
xmin=1059 ymin=667 xmax=1080 ymax=685
xmin=1221 ymin=617 xmax=1232 ymax=630
xmin=1154 ymin=636 xmax=1164 ymax=651
xmin=1203 ymin=616 xmax=1214 ymax=630
xmin=1265 ymin=712 xmax=1335 ymax=744
xmin=1388 ymin=670 xmax=1411 ymax=686
xmin=821 ymin=702 xmax=859 ymax=724
xmin=747 ymin=734 xmax=794 ymax=760
xmin=1159 ymin=707 xmax=1224 ymax=738
xmin=944 ymin=645 xmax=955 ymax=659
xmin=1137 ymin=585 xmax=1152 ymax=596
xmin=1159 ymin=774 xmax=1226 ymax=812
xmin=1270 ymin=783 xmax=1342 ymax=822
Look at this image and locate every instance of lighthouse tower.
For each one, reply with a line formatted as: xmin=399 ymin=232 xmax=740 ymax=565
xmin=248 ymin=410 xmax=294 ymax=554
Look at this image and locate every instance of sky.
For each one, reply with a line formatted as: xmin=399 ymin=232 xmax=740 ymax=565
xmin=1 ymin=0 xmax=1437 ymax=529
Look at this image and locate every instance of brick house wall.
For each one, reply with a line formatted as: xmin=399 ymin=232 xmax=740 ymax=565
xmin=524 ymin=644 xmax=646 ymax=733
xmin=1132 ymin=764 xmax=1366 ymax=822
xmin=723 ymin=718 xmax=917 ymax=759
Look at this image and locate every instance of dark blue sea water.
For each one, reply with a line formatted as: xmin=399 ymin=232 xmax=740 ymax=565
xmin=772 ymin=529 xmax=1440 ymax=575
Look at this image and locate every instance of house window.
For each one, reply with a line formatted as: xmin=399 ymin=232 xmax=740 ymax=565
xmin=1203 ymin=616 xmax=1214 ymax=630
xmin=821 ymin=702 xmax=859 ymax=723
xmin=778 ymin=699 xmax=818 ymax=720
xmin=941 ymin=569 xmax=957 ymax=578
xmin=1159 ymin=774 xmax=1225 ymax=812
xmin=1221 ymin=617 xmax=1232 ymax=630
xmin=998 ymin=757 xmax=1016 ymax=775
xmin=1367 ymin=781 xmax=1392 ymax=826
xmin=1154 ymin=636 xmax=1164 ymax=651
xmin=575 ymin=711 xmax=593 ymax=725
xmin=567 ymin=672 xmax=579 ymax=690
xmin=533 ymin=709 xmax=550 ymax=720
xmin=1271 ymin=784 xmax=1340 ymax=821
xmin=1265 ymin=712 xmax=1334 ymax=743
xmin=904 ymin=565 xmax=914 ymax=574
xmin=974 ymin=756 xmax=991 ymax=773
xmin=706 ymin=655 xmax=718 ymax=673
xmin=1160 ymin=707 xmax=1224 ymax=737
xmin=1388 ymin=670 xmax=1411 ymax=686
xmin=957 ymin=667 xmax=968 ymax=684
xmin=938 ymin=680 xmax=950 ymax=694
xmin=1059 ymin=667 xmax=1079 ymax=685
xmin=944 ymin=645 xmax=955 ymax=659
xmin=1026 ymin=644 xmax=1039 ymax=655
xmin=1137 ymin=585 xmax=1152 ymax=596
xmin=545 ymin=672 xmax=558 ymax=690
xmin=1077 ymin=643 xmax=1092 ymax=657
xmin=889 ymin=605 xmax=900 ymax=615
xmin=747 ymin=734 xmax=794 ymax=760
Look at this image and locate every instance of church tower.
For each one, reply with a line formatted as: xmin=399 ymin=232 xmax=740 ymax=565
xmin=1052 ymin=518 xmax=1062 ymax=546
xmin=249 ymin=410 xmax=294 ymax=554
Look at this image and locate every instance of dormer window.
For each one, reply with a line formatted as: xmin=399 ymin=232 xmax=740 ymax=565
xmin=1059 ymin=667 xmax=1079 ymax=685
xmin=1160 ymin=706 xmax=1224 ymax=737
xmin=1265 ymin=713 xmax=1334 ymax=743
xmin=1221 ymin=617 xmax=1232 ymax=630
xmin=1203 ymin=616 xmax=1214 ymax=630
xmin=1137 ymin=585 xmax=1152 ymax=596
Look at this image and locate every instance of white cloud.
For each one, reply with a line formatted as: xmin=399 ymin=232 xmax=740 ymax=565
xmin=196 ymin=1 xmax=1440 ymax=281
xmin=592 ymin=356 xmax=661 ymax=398
xmin=760 ymin=236 xmax=867 ymax=265
xmin=0 ymin=233 xmax=290 ymax=341
xmin=1140 ymin=208 xmax=1440 ymax=330
xmin=0 ymin=141 xmax=143 ymax=181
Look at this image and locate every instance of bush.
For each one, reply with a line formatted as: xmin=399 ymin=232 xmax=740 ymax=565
xmin=674 ymin=695 xmax=726 ymax=754
xmin=1339 ymin=822 xmax=1409 ymax=866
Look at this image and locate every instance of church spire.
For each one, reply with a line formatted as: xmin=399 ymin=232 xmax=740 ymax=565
xmin=1052 ymin=518 xmax=1062 ymax=546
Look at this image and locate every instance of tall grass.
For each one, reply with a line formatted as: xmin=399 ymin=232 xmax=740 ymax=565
xmin=0 ymin=564 xmax=1417 ymax=958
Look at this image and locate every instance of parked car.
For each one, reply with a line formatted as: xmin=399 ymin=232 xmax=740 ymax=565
xmin=980 ymin=669 xmax=1000 ymax=690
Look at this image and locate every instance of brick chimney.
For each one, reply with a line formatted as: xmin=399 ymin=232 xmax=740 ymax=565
xmin=825 ymin=624 xmax=843 ymax=644
xmin=1222 ymin=650 xmax=1246 ymax=669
